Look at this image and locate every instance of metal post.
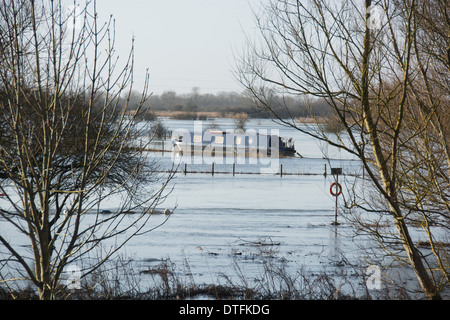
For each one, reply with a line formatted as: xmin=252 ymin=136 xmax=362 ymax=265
xmin=233 ymin=162 xmax=235 ymax=176
xmin=334 ymin=173 xmax=339 ymax=225
xmin=331 ymin=167 xmax=342 ymax=226
xmin=212 ymin=162 xmax=214 ymax=176
xmin=280 ymin=164 xmax=283 ymax=178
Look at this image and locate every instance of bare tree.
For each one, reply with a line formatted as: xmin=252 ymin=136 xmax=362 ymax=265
xmin=236 ymin=0 xmax=449 ymax=299
xmin=233 ymin=113 xmax=249 ymax=132
xmin=0 ymin=0 xmax=174 ymax=299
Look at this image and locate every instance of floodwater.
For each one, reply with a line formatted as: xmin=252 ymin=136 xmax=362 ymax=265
xmin=101 ymin=119 xmax=372 ymax=288
xmin=125 ymin=174 xmax=363 ymax=282
xmin=1 ymin=118 xmax=447 ymax=298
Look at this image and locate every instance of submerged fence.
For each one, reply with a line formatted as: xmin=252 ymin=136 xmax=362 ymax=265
xmin=176 ymin=162 xmax=363 ymax=177
xmin=178 ymin=162 xmax=317 ymax=177
xmin=149 ymin=153 xmax=363 ymax=178
xmin=138 ymin=139 xmax=363 ymax=178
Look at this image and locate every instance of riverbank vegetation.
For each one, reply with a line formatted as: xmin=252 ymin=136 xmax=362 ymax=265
xmin=126 ymin=89 xmax=334 ymax=120
xmin=0 ymin=254 xmax=412 ymax=300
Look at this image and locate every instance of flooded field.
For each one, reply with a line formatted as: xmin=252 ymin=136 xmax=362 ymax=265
xmin=1 ymin=118 xmax=447 ymax=298
xmin=123 ymin=176 xmax=371 ymax=288
xmin=94 ymin=119 xmax=383 ymax=292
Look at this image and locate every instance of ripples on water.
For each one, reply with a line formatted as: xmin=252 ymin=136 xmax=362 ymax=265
xmin=2 ymin=119 xmax=443 ymax=297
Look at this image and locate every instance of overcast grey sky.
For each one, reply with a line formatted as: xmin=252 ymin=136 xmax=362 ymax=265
xmin=94 ymin=0 xmax=262 ymax=95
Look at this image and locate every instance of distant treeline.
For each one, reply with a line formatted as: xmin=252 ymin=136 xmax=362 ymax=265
xmin=124 ymin=89 xmax=333 ymax=119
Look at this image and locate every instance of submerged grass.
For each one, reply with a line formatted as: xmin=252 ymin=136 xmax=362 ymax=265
xmin=0 ymin=252 xmax=413 ymax=300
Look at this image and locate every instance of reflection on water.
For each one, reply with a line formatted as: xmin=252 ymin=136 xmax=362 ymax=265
xmin=111 ymin=118 xmax=365 ymax=286
xmin=2 ymin=119 xmax=443 ymax=297
xmin=0 ymin=119 xmax=367 ymax=290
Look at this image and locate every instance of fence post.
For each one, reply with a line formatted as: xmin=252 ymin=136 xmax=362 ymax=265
xmin=280 ymin=164 xmax=283 ymax=177
xmin=212 ymin=162 xmax=214 ymax=176
xmin=184 ymin=163 xmax=187 ymax=175
xmin=233 ymin=162 xmax=235 ymax=176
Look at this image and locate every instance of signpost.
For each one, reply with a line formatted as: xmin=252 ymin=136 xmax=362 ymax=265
xmin=330 ymin=168 xmax=342 ymax=225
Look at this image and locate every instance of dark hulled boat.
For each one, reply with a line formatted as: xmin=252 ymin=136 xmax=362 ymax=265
xmin=172 ymin=130 xmax=296 ymax=157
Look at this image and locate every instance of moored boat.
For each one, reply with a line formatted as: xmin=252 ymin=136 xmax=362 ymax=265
xmin=171 ymin=130 xmax=296 ymax=157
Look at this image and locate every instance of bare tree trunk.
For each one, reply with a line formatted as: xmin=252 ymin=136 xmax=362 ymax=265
xmin=361 ymin=1 xmax=440 ymax=300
